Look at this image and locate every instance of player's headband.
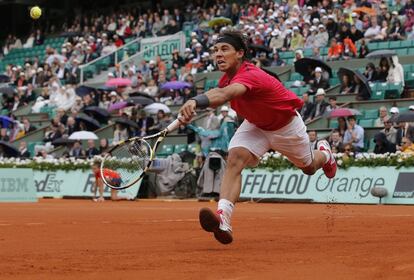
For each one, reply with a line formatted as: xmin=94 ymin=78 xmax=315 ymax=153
xmin=215 ymin=35 xmax=245 ymax=52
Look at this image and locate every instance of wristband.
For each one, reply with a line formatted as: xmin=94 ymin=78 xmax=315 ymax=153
xmin=190 ymin=94 xmax=210 ymax=109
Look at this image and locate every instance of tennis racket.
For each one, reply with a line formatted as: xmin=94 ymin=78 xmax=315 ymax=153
xmin=100 ymin=118 xmax=183 ymax=190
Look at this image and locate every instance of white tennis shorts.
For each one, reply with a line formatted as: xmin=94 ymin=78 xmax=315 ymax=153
xmin=228 ymin=113 xmax=313 ymax=168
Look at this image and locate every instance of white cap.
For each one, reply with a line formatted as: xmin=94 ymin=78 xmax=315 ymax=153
xmin=293 ymin=26 xmax=299 ymax=31
xmin=249 ymin=26 xmax=255 ymax=30
xmin=258 ymin=24 xmax=265 ymax=29
xmin=192 ymin=58 xmax=199 ymax=64
xmin=25 ymin=63 xmax=31 ymax=67
xmin=37 ymin=67 xmax=43 ymax=73
xmin=220 ymin=105 xmax=229 ymax=112
xmin=19 ymin=72 xmax=25 ymax=76
xmin=310 ymin=26 xmax=317 ymax=32
xmin=31 ymin=69 xmax=36 ymax=75
xmin=320 ymin=9 xmax=326 ymax=14
xmin=307 ymin=6 xmax=312 ymax=10
xmin=12 ymin=67 xmax=17 ymax=71
xmin=212 ymin=34 xmax=218 ymax=40
xmin=312 ymin=18 xmax=320 ymax=24
xmin=352 ymin=12 xmax=358 ymax=17
xmin=192 ymin=39 xmax=198 ymax=43
xmin=328 ymin=15 xmax=334 ymax=19
xmin=109 ymin=91 xmax=117 ymax=97
xmin=149 ymin=60 xmax=155 ymax=64
xmin=318 ymin=24 xmax=325 ymax=29
xmin=316 ymin=88 xmax=326 ymax=96
xmin=255 ymin=31 xmax=261 ymax=36
xmin=191 ymin=32 xmax=197 ymax=37
xmin=409 ymin=105 xmax=414 ymax=110
xmin=195 ymin=42 xmax=202 ymax=48
xmin=202 ymin=52 xmax=210 ymax=58
xmin=271 ymin=30 xmax=280 ymax=36
xmin=286 ymin=29 xmax=293 ymax=34
xmin=392 ymin=11 xmax=398 ymax=15
xmin=322 ymin=15 xmax=328 ymax=20
xmin=185 ymin=48 xmax=191 ymax=52
xmin=315 ymin=67 xmax=323 ymax=72
xmin=108 ymin=72 xmax=115 ymax=77
xmin=390 ymin=107 xmax=400 ymax=114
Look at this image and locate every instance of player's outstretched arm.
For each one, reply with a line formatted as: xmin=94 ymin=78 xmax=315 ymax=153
xmin=179 ymin=83 xmax=246 ymax=120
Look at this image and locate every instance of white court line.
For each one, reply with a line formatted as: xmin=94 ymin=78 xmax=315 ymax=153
xmin=0 ymin=223 xmax=11 ymax=226
xmin=25 ymin=223 xmax=45 ymax=226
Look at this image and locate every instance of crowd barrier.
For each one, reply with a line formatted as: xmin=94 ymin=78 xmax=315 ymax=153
xmin=1 ymin=166 xmax=413 ymax=204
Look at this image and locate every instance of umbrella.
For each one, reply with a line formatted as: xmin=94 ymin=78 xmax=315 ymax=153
xmin=0 ymin=115 xmax=13 ymax=128
xmin=105 ymin=78 xmax=132 ymax=87
xmin=94 ymin=85 xmax=116 ymax=91
xmin=208 ymin=17 xmax=232 ymax=28
xmin=46 ymin=54 xmax=66 ymax=65
xmin=0 ymin=141 xmax=19 ymax=157
xmin=249 ymin=44 xmax=271 ymax=53
xmin=69 ymin=131 xmax=98 ymax=140
xmin=261 ymin=68 xmax=281 ymax=82
xmin=0 ymin=86 xmax=16 ymax=96
xmin=366 ymin=50 xmax=396 ymax=59
xmin=294 ymin=58 xmax=333 ymax=78
xmin=108 ymin=101 xmax=129 ymax=112
xmin=124 ymin=90 xmax=156 ymax=100
xmin=0 ymin=75 xmax=10 ymax=83
xmin=393 ymin=112 xmax=414 ymax=123
xmin=114 ymin=118 xmax=139 ymax=129
xmin=75 ymin=85 xmax=95 ymax=97
xmin=75 ymin=115 xmax=101 ymax=131
xmin=144 ymin=103 xmax=171 ymax=114
xmin=83 ymin=106 xmax=110 ymax=120
xmin=325 ymin=108 xmax=362 ymax=118
xmin=161 ymin=81 xmax=192 ymax=91
xmin=126 ymin=96 xmax=154 ymax=106
xmin=353 ymin=7 xmax=376 ymax=16
xmin=337 ymin=67 xmax=372 ymax=97
xmin=52 ymin=137 xmax=75 ymax=146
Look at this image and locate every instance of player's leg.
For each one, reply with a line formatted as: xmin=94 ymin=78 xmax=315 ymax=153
xmin=269 ymin=114 xmax=336 ymax=178
xmin=96 ymin=178 xmax=105 ymax=202
xmin=199 ymin=120 xmax=269 ymax=244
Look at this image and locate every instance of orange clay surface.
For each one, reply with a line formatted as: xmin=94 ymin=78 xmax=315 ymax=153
xmin=0 ymin=199 xmax=414 ymax=280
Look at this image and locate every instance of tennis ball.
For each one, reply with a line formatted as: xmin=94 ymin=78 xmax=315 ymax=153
xmin=30 ymin=6 xmax=42 ymax=20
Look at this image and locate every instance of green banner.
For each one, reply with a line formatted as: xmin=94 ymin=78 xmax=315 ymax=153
xmin=140 ymin=33 xmax=186 ymax=61
xmin=241 ymin=167 xmax=414 ymax=204
xmin=0 ymin=169 xmax=37 ymax=202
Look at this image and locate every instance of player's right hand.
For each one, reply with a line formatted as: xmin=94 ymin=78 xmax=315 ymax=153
xmin=179 ymin=100 xmax=196 ymax=122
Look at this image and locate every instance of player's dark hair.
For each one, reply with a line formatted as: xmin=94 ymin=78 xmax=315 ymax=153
xmin=92 ymin=160 xmax=101 ymax=167
xmin=216 ymin=29 xmax=249 ymax=59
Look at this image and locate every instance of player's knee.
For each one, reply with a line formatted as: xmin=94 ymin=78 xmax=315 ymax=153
xmin=227 ymin=149 xmax=251 ymax=172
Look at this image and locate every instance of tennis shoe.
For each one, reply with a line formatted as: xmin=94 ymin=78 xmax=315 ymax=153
xmin=318 ymin=140 xmax=337 ymax=179
xmin=199 ymin=208 xmax=233 ymax=244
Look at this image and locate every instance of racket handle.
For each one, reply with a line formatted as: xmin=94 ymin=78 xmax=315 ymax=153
xmin=166 ymin=118 xmax=182 ymax=133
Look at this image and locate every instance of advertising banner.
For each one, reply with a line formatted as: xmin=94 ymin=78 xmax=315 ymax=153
xmin=140 ymin=32 xmax=186 ymax=61
xmin=241 ymin=167 xmax=414 ymax=205
xmin=0 ymin=169 xmax=37 ymax=202
xmin=33 ymin=170 xmax=141 ymax=199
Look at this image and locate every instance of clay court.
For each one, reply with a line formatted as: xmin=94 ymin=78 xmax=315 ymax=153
xmin=0 ymin=200 xmax=414 ymax=280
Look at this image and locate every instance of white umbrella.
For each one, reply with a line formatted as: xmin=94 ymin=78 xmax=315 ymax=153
xmin=144 ymin=103 xmax=171 ymax=114
xmin=46 ymin=54 xmax=66 ymax=66
xmin=69 ymin=131 xmax=98 ymax=140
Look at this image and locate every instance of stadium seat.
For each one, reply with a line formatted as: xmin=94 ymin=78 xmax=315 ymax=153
xmin=370 ymin=83 xmax=386 ymax=100
xmin=157 ymin=144 xmax=174 ymax=157
xmin=204 ymin=79 xmax=218 ymax=91
xmin=385 ymin=82 xmax=403 ymax=99
xmin=368 ymin=138 xmax=376 ymax=153
xmin=401 ymin=40 xmax=413 ymax=48
xmin=358 ymin=119 xmax=374 ymax=127
xmin=187 ymin=143 xmax=200 ymax=154
xmin=290 ymin=72 xmax=302 ymax=81
xmin=27 ymin=141 xmax=43 ymax=157
xmin=388 ymin=41 xmax=400 ymax=49
xmin=329 ymin=77 xmax=340 ymax=86
xmin=378 ymin=41 xmax=390 ymax=49
xmin=396 ymin=48 xmax=407 ymax=56
xmin=174 ymin=144 xmax=188 ymax=153
xmin=329 ymin=119 xmax=338 ymax=129
xmin=364 ymin=109 xmax=378 ymax=119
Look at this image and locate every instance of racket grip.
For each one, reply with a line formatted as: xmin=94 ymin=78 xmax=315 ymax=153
xmin=166 ymin=118 xmax=182 ymax=133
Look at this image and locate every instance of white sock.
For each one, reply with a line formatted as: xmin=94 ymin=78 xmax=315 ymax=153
xmin=321 ymin=150 xmax=330 ymax=164
xmin=217 ymin=199 xmax=234 ymax=231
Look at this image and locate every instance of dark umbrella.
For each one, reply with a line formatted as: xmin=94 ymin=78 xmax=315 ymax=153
xmin=161 ymin=81 xmax=192 ymax=90
xmin=0 ymin=75 xmax=10 ymax=83
xmin=75 ymin=85 xmax=95 ymax=97
xmin=366 ymin=50 xmax=396 ymax=59
xmin=0 ymin=116 xmax=13 ymax=128
xmin=294 ymin=58 xmax=333 ymax=78
xmin=75 ymin=115 xmax=101 ymax=131
xmin=0 ymin=141 xmax=19 ymax=157
xmin=94 ymin=85 xmax=116 ymax=91
xmin=114 ymin=118 xmax=139 ymax=129
xmin=0 ymin=86 xmax=16 ymax=97
xmin=126 ymin=90 xmax=156 ymax=101
xmin=52 ymin=137 xmax=75 ymax=146
xmin=83 ymin=106 xmax=110 ymax=121
xmin=337 ymin=67 xmax=372 ymax=97
xmin=126 ymin=96 xmax=154 ymax=106
xmin=393 ymin=112 xmax=414 ymax=123
xmin=249 ymin=44 xmax=271 ymax=53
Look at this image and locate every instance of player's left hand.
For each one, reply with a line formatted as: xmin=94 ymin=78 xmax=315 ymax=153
xmin=179 ymin=100 xmax=196 ymax=122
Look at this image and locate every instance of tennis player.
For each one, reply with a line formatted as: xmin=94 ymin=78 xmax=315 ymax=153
xmin=179 ymin=30 xmax=337 ymax=244
xmin=91 ymin=161 xmax=133 ymax=202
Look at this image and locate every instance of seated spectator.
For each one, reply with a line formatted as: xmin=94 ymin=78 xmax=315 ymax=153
xmin=353 ymin=75 xmax=371 ymax=100
xmin=390 ymin=106 xmax=400 ymax=117
xmin=387 ymin=56 xmax=405 ymax=86
xmin=342 ymin=144 xmax=355 ymax=160
xmin=311 ymin=47 xmax=322 ymax=61
xmin=308 ymin=130 xmax=318 ymax=149
xmin=329 ymin=130 xmax=344 ymax=152
xmin=374 ymin=106 xmax=389 ymax=127
xmin=113 ymin=123 xmax=129 ymax=144
xmin=299 ymin=93 xmax=314 ymax=121
xmin=18 ymin=141 xmax=31 ymax=158
xmin=270 ymin=52 xmax=286 ymax=67
xmin=343 ymin=116 xmax=365 ymax=152
xmin=342 ymin=38 xmax=357 ymax=59
xmin=99 ymin=138 xmax=109 ymax=154
xmin=43 ymin=124 xmax=62 ymax=143
xmin=349 ymin=24 xmax=363 ymax=42
xmin=399 ymin=137 xmax=414 ymax=154
xmin=22 ymin=117 xmax=36 ymax=133
xmin=358 ymin=39 xmax=370 ymax=59
xmin=37 ymin=149 xmax=53 ymax=159
xmin=339 ymin=74 xmax=354 ymax=95
xmin=374 ymin=132 xmax=397 ymax=154
xmin=381 ymin=117 xmax=398 ymax=144
xmin=364 ymin=63 xmax=378 ymax=82
xmin=389 ymin=20 xmax=405 ymax=40
xmin=327 ymin=38 xmax=342 ymax=61
xmin=326 ymin=96 xmax=338 ymax=112
xmin=307 ymin=89 xmax=328 ymax=121
xmin=69 ymin=141 xmax=86 ymax=158
xmin=377 ymin=57 xmax=390 ymax=82
xmin=269 ymin=30 xmax=284 ymax=51
xmin=308 ymin=67 xmax=330 ymax=94
xmin=85 ymin=139 xmax=99 ymax=158
xmin=290 ymin=27 xmax=304 ymax=51
xmin=364 ymin=17 xmax=381 ymax=40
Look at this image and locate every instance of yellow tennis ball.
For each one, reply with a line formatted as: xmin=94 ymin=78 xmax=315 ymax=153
xmin=30 ymin=6 xmax=42 ymax=20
